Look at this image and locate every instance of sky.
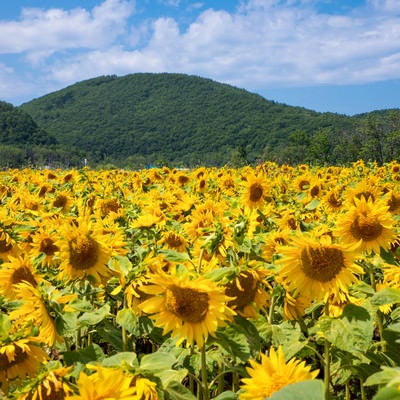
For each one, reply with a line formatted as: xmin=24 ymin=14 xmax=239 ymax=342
xmin=0 ymin=0 xmax=399 ymax=116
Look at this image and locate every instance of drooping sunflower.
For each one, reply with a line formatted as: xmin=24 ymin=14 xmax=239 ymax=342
xmin=65 ymin=365 xmax=136 ymax=400
xmin=129 ymin=375 xmax=160 ymax=400
xmin=55 ymin=216 xmax=113 ymax=284
xmin=158 ymin=229 xmax=189 ymax=253
xmin=276 ymin=233 xmax=364 ymax=303
xmin=225 ymin=266 xmax=271 ymax=318
xmin=0 ymin=254 xmax=42 ymax=300
xmin=0 ymin=338 xmax=48 ymax=394
xmin=9 ymin=282 xmax=62 ymax=346
xmin=15 ymin=363 xmax=73 ymax=400
xmin=29 ymin=224 xmax=60 ymax=267
xmin=239 ymin=345 xmax=319 ymax=400
xmin=335 ymin=196 xmax=396 ymax=254
xmin=138 ymin=270 xmax=235 ymax=348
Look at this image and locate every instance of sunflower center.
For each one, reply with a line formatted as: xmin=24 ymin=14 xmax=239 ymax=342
xmin=249 ymin=183 xmax=263 ymax=202
xmin=301 ymin=246 xmax=344 ymax=282
xmin=0 ymin=237 xmax=12 ymax=253
xmin=0 ymin=345 xmax=27 ymax=370
xmin=53 ymin=195 xmax=68 ymax=209
xmin=165 ymin=285 xmax=209 ymax=323
xmin=69 ymin=236 xmax=99 ymax=270
xmin=388 ymin=194 xmax=400 ymax=213
xmin=40 ymin=238 xmax=59 ymax=256
xmin=11 ymin=266 xmax=38 ymax=286
xmin=328 ymin=193 xmax=342 ymax=208
xmin=101 ymin=199 xmax=120 ymax=215
xmin=350 ymin=214 xmax=383 ymax=242
xmin=165 ymin=233 xmax=184 ymax=249
xmin=226 ymin=271 xmax=258 ymax=309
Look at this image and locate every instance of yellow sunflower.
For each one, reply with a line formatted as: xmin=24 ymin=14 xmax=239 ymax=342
xmin=276 ymin=233 xmax=364 ymax=303
xmin=29 ymin=224 xmax=60 ymax=267
xmin=16 ymin=363 xmax=73 ymax=400
xmin=138 ymin=270 xmax=235 ymax=348
xmin=55 ymin=216 xmax=113 ymax=283
xmin=158 ymin=229 xmax=188 ymax=253
xmin=0 ymin=254 xmax=41 ymax=300
xmin=225 ymin=266 xmax=271 ymax=318
xmin=130 ymin=375 xmax=160 ymax=400
xmin=0 ymin=338 xmax=48 ymax=394
xmin=335 ymin=196 xmax=396 ymax=254
xmin=239 ymin=345 xmax=319 ymax=400
xmin=9 ymin=282 xmax=62 ymax=346
xmin=242 ymin=174 xmax=268 ymax=209
xmin=65 ymin=365 xmax=136 ymax=400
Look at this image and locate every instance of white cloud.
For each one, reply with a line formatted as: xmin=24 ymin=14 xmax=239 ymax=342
xmin=1 ymin=0 xmax=400 ymax=104
xmin=0 ymin=0 xmax=135 ymax=54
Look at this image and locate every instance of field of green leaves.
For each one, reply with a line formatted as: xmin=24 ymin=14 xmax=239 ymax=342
xmin=1 ymin=161 xmax=400 ymax=399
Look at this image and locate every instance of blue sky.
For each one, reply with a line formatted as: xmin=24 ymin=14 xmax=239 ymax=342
xmin=0 ymin=0 xmax=399 ymax=115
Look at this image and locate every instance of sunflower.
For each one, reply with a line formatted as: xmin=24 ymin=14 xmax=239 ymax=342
xmin=129 ymin=375 xmax=160 ymax=400
xmin=335 ymin=196 xmax=396 ymax=254
xmin=55 ymin=216 xmax=113 ymax=284
xmin=225 ymin=266 xmax=271 ymax=318
xmin=239 ymin=345 xmax=319 ymax=400
xmin=242 ymin=174 xmax=268 ymax=209
xmin=0 ymin=254 xmax=41 ymax=300
xmin=9 ymin=282 xmax=62 ymax=346
xmin=158 ymin=229 xmax=188 ymax=253
xmin=29 ymin=224 xmax=60 ymax=267
xmin=0 ymin=338 xmax=48 ymax=394
xmin=342 ymin=177 xmax=383 ymax=206
xmin=276 ymin=233 xmax=363 ymax=303
xmin=65 ymin=365 xmax=136 ymax=400
xmin=15 ymin=363 xmax=73 ymax=400
xmin=138 ymin=270 xmax=235 ymax=348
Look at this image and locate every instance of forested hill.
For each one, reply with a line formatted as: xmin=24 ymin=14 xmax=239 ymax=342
xmin=13 ymin=73 xmax=400 ymax=168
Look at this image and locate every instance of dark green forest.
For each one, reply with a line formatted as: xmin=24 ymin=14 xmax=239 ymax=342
xmin=1 ymin=73 xmax=399 ymax=168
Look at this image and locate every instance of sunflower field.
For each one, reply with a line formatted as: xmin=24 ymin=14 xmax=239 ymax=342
xmin=1 ymin=161 xmax=400 ymax=399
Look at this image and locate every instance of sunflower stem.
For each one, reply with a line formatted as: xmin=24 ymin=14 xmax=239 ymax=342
xmin=267 ymin=295 xmax=275 ymax=324
xmin=200 ymin=345 xmax=209 ymax=400
xmin=345 ymin=381 xmax=350 ymax=400
xmin=369 ymin=263 xmax=386 ymax=351
xmin=324 ymin=302 xmax=331 ymax=400
xmin=360 ymin=377 xmax=366 ymax=400
xmin=197 ymin=248 xmax=205 ymax=274
xmin=122 ymin=293 xmax=128 ymax=352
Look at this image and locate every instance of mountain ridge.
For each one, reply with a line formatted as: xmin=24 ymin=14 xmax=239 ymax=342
xmin=1 ymin=72 xmax=398 ymax=168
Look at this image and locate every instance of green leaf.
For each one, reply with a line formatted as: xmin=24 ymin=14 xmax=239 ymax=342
xmin=212 ymin=391 xmax=238 ymax=400
xmin=373 ymin=387 xmax=400 ymax=400
xmin=371 ymin=288 xmax=400 ymax=306
xmin=268 ymin=379 xmax=325 ymax=400
xmin=101 ymin=352 xmax=138 ymax=368
xmin=116 ymin=307 xmax=137 ymax=333
xmin=55 ymin=312 xmax=78 ymax=336
xmin=304 ymin=199 xmax=320 ymax=210
xmin=0 ymin=313 xmax=11 ymax=340
xmin=165 ymin=380 xmax=197 ymax=400
xmin=365 ymin=367 xmax=400 ymax=386
xmin=63 ymin=343 xmax=105 ymax=365
xmin=159 ymin=249 xmax=190 ymax=262
xmin=315 ymin=305 xmax=374 ymax=355
xmin=79 ymin=303 xmax=110 ymax=326
xmin=69 ymin=297 xmax=94 ymax=312
xmin=96 ymin=320 xmax=124 ymax=352
xmin=139 ymin=351 xmax=177 ymax=373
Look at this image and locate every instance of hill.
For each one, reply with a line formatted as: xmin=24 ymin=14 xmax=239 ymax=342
xmin=20 ymin=73 xmax=359 ymax=168
xmin=0 ymin=101 xmax=59 ymax=167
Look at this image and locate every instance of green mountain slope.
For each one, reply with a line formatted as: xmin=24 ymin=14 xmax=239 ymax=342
xmin=20 ymin=73 xmax=359 ymax=167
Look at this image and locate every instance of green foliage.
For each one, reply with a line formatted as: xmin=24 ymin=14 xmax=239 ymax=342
xmin=17 ymin=73 xmax=360 ymax=167
xmin=1 ymin=74 xmax=399 ymax=167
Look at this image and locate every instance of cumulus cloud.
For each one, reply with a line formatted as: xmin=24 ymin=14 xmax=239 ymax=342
xmin=1 ymin=0 xmax=400 ymax=104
